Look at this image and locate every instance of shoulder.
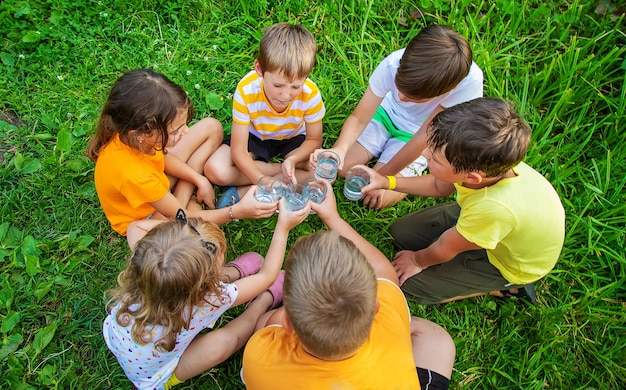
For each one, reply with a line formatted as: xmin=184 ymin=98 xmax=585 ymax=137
xmin=376 ymin=278 xmax=409 ymax=317
xmin=236 ymin=71 xmax=262 ymax=94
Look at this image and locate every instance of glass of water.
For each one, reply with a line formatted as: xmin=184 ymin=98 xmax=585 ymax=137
xmin=255 ymin=176 xmax=283 ymax=203
xmin=305 ymin=179 xmax=327 ymax=204
xmin=284 ymin=184 xmax=310 ymax=212
xmin=315 ymin=150 xmax=341 ymax=183
xmin=343 ymin=168 xmax=370 ymax=201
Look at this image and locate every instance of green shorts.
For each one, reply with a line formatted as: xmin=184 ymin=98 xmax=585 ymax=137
xmin=390 ymin=202 xmax=525 ymax=305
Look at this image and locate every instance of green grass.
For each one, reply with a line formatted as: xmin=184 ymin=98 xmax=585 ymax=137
xmin=1 ymin=0 xmax=625 ymax=388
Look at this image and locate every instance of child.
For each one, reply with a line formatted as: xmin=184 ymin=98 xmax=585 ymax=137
xmin=242 ymin=182 xmax=456 ymax=389
xmin=204 ymin=22 xmax=325 ymax=208
xmin=313 ymin=25 xmax=483 ymax=209
xmin=103 ymin=204 xmax=309 ymax=390
xmin=86 ymin=69 xmax=277 ymax=249
xmin=359 ymin=97 xmax=566 ymax=305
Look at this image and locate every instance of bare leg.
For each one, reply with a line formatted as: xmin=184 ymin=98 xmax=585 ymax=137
xmin=411 ymin=316 xmax=455 ymax=379
xmin=126 ymin=219 xmax=166 ymax=250
xmin=205 ymin=145 xmax=283 ymax=186
xmin=169 ymin=118 xmax=223 ymax=207
xmin=173 ymin=292 xmax=273 ymax=381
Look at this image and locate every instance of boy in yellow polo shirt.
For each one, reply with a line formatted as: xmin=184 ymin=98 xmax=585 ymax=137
xmin=205 ymin=22 xmax=325 ymax=208
xmin=241 ymin=182 xmax=455 ymax=389
xmin=360 ymin=97 xmax=565 ymax=305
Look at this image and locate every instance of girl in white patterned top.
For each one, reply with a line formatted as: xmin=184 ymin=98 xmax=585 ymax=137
xmin=103 ymin=206 xmax=309 ymax=389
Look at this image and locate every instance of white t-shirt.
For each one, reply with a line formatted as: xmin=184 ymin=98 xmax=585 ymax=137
xmin=369 ymin=48 xmax=484 ymax=134
xmin=103 ymin=283 xmax=238 ymax=389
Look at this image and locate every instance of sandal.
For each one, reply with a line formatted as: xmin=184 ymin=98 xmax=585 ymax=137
xmin=500 ymin=283 xmax=536 ymax=305
xmin=216 ymin=186 xmax=240 ymax=209
xmin=224 ymin=252 xmax=264 ymax=279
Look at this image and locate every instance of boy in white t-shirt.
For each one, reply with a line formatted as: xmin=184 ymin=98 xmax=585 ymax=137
xmin=315 ymin=25 xmax=483 ymax=209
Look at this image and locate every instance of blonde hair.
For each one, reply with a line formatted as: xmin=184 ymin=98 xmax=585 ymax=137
xmin=283 ymin=231 xmax=377 ymax=360
xmin=257 ymin=22 xmax=317 ymax=81
xmin=107 ymin=217 xmax=226 ymax=352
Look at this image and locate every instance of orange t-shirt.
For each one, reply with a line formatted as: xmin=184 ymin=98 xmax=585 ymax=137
xmin=94 ymin=134 xmax=169 ymax=235
xmin=242 ymin=279 xmax=419 ymax=389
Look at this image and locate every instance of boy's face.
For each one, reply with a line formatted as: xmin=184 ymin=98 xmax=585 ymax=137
xmin=260 ymin=70 xmax=306 ymax=113
xmin=422 ymin=145 xmax=467 ymax=183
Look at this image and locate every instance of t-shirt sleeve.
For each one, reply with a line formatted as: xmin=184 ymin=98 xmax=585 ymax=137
xmin=456 ymin=200 xmax=516 ymax=250
xmin=368 ymin=53 xmax=397 ymax=98
xmin=377 ymin=278 xmax=411 ymax=322
xmin=303 ymin=81 xmax=326 ymax=123
xmin=121 ymin=172 xmax=169 ymax=208
xmin=440 ymin=62 xmax=484 ymax=108
xmin=232 ymin=82 xmax=251 ymax=125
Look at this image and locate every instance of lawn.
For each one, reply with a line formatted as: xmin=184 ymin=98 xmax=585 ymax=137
xmin=1 ymin=0 xmax=625 ymax=389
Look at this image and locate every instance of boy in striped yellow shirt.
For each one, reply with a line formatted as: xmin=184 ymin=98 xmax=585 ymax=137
xmin=205 ymin=22 xmax=325 ymax=208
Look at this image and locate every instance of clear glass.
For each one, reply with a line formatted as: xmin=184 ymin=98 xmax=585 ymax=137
xmin=343 ymin=168 xmax=370 ymax=201
xmin=284 ymin=184 xmax=310 ymax=212
xmin=315 ymin=150 xmax=341 ymax=182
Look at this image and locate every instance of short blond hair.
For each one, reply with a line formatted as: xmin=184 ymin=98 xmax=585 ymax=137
xmin=257 ymin=22 xmax=316 ymax=81
xmin=283 ymin=231 xmax=377 ymax=360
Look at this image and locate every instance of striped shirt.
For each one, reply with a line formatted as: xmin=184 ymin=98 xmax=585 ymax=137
xmin=232 ymin=71 xmax=325 ymax=140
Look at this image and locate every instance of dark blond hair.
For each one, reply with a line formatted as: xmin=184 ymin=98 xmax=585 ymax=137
xmin=396 ymin=25 xmax=472 ymax=99
xmin=86 ymin=69 xmax=193 ymax=161
xmin=428 ymin=97 xmax=531 ymax=177
xmin=257 ymin=22 xmax=316 ymax=81
xmin=284 ymin=231 xmax=377 ymax=360
xmin=107 ymin=217 xmax=226 ymax=352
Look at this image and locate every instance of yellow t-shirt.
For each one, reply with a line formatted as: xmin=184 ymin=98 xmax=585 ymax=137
xmin=241 ymin=279 xmax=419 ymax=390
xmin=455 ymin=162 xmax=565 ymax=284
xmin=94 ymin=134 xmax=170 ymax=235
xmin=232 ymin=70 xmax=325 ymax=141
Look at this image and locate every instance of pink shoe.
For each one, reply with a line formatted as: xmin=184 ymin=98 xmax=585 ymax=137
xmin=245 ymin=270 xmax=285 ymax=310
xmin=267 ymin=271 xmax=285 ymax=309
xmin=225 ymin=252 xmax=263 ymax=279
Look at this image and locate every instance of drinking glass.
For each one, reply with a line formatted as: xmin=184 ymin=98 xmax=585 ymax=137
xmin=305 ymin=179 xmax=327 ymax=204
xmin=284 ymin=184 xmax=310 ymax=212
xmin=315 ymin=150 xmax=341 ymax=183
xmin=255 ymin=176 xmax=283 ymax=203
xmin=343 ymin=168 xmax=370 ymax=201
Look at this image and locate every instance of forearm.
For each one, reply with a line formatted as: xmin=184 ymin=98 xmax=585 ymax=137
xmin=232 ymin=149 xmax=263 ymax=184
xmin=333 ymin=115 xmax=367 ymax=155
xmin=258 ymin=227 xmax=289 ymax=279
xmin=322 ymin=214 xmax=391 ymax=275
xmin=165 ymin=154 xmax=204 ymax=186
xmin=286 ymin=138 xmax=321 ymax=166
xmin=391 ymin=176 xmax=456 ymax=198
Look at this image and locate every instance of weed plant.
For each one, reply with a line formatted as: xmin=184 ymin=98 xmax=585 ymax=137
xmin=0 ymin=0 xmax=624 ymax=388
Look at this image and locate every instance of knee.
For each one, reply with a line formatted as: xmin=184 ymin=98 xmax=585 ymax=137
xmin=204 ymin=159 xmax=225 ymax=184
xmin=196 ymin=117 xmax=224 ymax=141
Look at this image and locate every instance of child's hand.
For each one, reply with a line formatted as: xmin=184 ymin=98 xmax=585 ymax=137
xmin=276 ymin=197 xmax=310 ymax=230
xmin=196 ymin=176 xmax=216 ymax=209
xmin=392 ymin=250 xmax=424 ymax=285
xmin=310 ymin=147 xmax=345 ymax=171
xmin=355 ymin=165 xmax=387 ymax=194
xmin=309 ymin=180 xmax=340 ymax=222
xmin=362 ymin=189 xmax=386 ymax=210
xmin=281 ymin=157 xmax=297 ymax=184
xmin=234 ymin=186 xmax=278 ymax=219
